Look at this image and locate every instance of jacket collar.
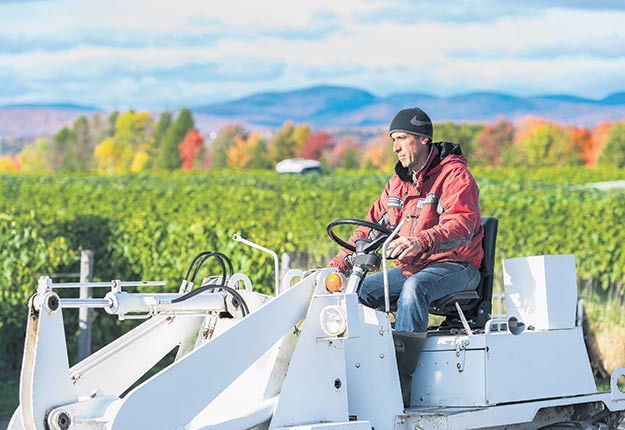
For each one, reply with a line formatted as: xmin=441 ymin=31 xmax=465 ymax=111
xmin=394 ymin=141 xmax=464 ymax=184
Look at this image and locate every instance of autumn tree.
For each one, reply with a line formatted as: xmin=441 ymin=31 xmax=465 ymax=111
xmin=211 ymin=124 xmax=246 ymax=168
xmin=510 ymin=122 xmax=583 ymax=168
xmin=94 ymin=137 xmax=131 ymax=174
xmin=18 ymin=138 xmax=54 ymax=172
xmin=568 ymin=126 xmax=592 ymax=167
xmin=267 ymin=121 xmax=310 ymax=165
xmin=473 ymin=118 xmax=514 ymax=167
xmin=325 ymin=138 xmax=360 ymax=169
xmin=157 ymin=108 xmax=194 ymax=170
xmin=588 ymin=122 xmax=613 ymax=167
xmin=361 ymin=134 xmax=395 ymax=171
xmin=117 ymin=111 xmax=154 ymax=172
xmin=598 ymin=121 xmax=625 ymax=168
xmin=298 ymin=130 xmax=332 ymax=160
xmin=178 ymin=129 xmax=204 ymax=170
xmin=0 ymin=155 xmax=20 ymax=172
xmin=93 ymin=111 xmax=154 ymax=174
xmin=227 ymin=132 xmax=269 ymax=169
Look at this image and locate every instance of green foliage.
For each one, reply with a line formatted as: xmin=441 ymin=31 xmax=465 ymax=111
xmin=157 ymin=109 xmax=194 ymax=170
xmin=52 ymin=126 xmax=76 ymax=171
xmin=0 ymin=371 xmax=18 ymax=415
xmin=343 ymin=145 xmax=361 ymax=170
xmin=212 ymin=124 xmax=246 ymax=168
xmin=514 ymin=123 xmax=584 ymax=168
xmin=104 ymin=111 xmax=119 ymax=139
xmin=18 ymin=138 xmax=54 ymax=172
xmin=247 ymin=137 xmax=271 ymax=169
xmin=434 ymin=122 xmax=484 ymax=161
xmin=153 ymin=111 xmax=173 ymax=155
xmin=268 ymin=121 xmax=310 ymax=165
xmin=0 ymin=168 xmax=624 ymax=376
xmin=72 ymin=115 xmax=96 ymax=171
xmin=598 ymin=121 xmax=625 ymax=168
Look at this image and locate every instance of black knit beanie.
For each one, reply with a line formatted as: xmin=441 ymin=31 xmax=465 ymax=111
xmin=389 ymin=107 xmax=433 ymax=139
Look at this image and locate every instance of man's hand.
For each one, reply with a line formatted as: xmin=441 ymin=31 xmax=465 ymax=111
xmin=328 ymin=256 xmax=351 ymax=274
xmin=387 ymin=236 xmax=422 ymax=261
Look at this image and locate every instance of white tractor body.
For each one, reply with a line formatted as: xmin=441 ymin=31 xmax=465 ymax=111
xmin=8 ymin=240 xmax=625 ymax=430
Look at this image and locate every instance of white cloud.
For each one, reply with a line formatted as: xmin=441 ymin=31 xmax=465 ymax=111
xmin=1 ymin=0 xmax=625 ymax=107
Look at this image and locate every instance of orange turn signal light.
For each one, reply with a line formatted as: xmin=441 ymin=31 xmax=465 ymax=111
xmin=325 ymin=273 xmax=344 ymax=293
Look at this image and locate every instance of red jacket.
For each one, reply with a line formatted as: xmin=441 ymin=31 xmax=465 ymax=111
xmin=330 ymin=142 xmax=484 ymax=276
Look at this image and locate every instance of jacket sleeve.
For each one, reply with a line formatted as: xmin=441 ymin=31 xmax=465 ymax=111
xmin=328 ymin=181 xmax=392 ymax=272
xmin=415 ymin=167 xmax=480 ymax=254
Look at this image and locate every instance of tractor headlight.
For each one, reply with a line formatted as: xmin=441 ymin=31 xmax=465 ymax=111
xmin=320 ymin=305 xmax=347 ymax=337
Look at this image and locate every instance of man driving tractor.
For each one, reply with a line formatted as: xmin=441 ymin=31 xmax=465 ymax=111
xmin=329 ymin=107 xmax=484 ymax=334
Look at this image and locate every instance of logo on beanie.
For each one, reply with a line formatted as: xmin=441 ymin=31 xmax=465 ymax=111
xmin=410 ymin=116 xmax=431 ymax=126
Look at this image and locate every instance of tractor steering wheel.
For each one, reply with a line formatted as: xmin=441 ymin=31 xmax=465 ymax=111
xmin=327 ymin=218 xmax=394 ymax=254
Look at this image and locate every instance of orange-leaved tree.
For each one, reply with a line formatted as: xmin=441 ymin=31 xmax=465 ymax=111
xmin=227 ymin=132 xmax=268 ymax=169
xmin=588 ymin=122 xmax=613 ymax=168
xmin=0 ymin=155 xmax=20 ymax=173
xmin=568 ymin=126 xmax=592 ymax=167
xmin=361 ymin=134 xmax=395 ymax=171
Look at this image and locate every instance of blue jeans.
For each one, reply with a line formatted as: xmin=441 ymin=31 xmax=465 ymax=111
xmin=358 ymin=262 xmax=480 ymax=333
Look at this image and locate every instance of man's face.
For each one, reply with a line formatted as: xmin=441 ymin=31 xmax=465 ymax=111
xmin=391 ymin=132 xmax=429 ymax=170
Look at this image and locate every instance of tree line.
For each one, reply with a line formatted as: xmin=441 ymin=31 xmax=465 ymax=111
xmin=1 ymin=109 xmax=624 ymax=173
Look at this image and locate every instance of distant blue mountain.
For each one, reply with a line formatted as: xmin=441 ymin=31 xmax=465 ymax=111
xmin=601 ymin=92 xmax=625 ymax=105
xmin=192 ymin=85 xmax=625 ymax=130
xmin=2 ymin=86 xmax=625 ymax=139
xmin=194 ymin=85 xmax=379 ymax=127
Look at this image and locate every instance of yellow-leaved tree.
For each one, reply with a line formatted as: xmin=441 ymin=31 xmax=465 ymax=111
xmin=94 ymin=111 xmax=154 ymax=174
xmin=0 ymin=155 xmax=20 ymax=173
xmin=267 ymin=121 xmax=310 ymax=166
xmin=18 ymin=138 xmax=54 ymax=172
xmin=227 ymin=132 xmax=266 ymax=169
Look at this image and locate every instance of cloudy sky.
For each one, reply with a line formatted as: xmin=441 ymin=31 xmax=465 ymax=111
xmin=2 ymin=0 xmax=625 ymax=110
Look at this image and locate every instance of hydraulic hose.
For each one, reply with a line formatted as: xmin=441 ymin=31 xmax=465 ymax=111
xmin=174 ymin=252 xmax=248 ymax=316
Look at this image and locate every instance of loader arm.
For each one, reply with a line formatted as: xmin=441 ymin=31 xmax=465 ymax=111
xmin=26 ymin=271 xmax=319 ymax=430
xmin=107 ymin=272 xmax=316 ymax=429
xmin=19 ymin=292 xmax=77 ymax=430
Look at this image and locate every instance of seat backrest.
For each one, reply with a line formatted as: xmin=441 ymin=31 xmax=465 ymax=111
xmin=476 ymin=216 xmax=499 ymax=306
xmin=428 ymin=216 xmax=499 ymax=327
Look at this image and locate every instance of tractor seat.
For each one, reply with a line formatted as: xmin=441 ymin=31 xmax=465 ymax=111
xmin=429 ymin=217 xmax=499 ymax=330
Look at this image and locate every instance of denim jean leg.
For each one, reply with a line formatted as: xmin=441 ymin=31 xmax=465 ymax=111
xmin=358 ymin=268 xmax=407 ymax=310
xmin=395 ymin=262 xmax=480 ymax=333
